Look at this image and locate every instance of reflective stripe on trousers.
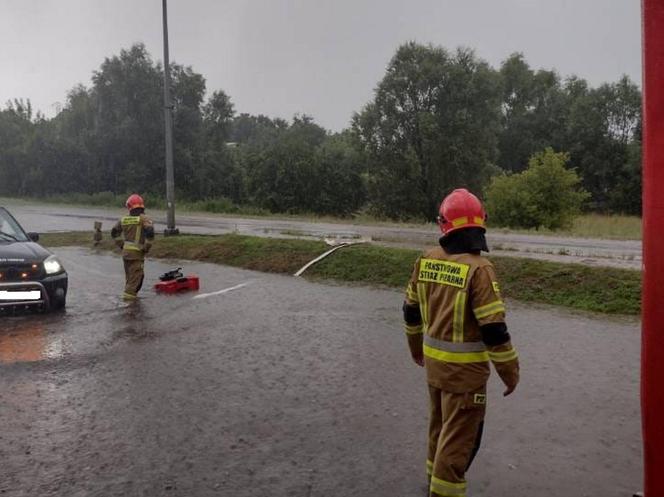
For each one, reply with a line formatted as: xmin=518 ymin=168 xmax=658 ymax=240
xmin=430 ymin=475 xmax=467 ymax=496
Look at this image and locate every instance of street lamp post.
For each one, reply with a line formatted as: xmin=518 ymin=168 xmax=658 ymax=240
xmin=162 ymin=0 xmax=178 ymax=236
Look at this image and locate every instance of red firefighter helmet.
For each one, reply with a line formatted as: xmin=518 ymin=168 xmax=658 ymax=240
xmin=125 ymin=194 xmax=145 ymax=210
xmin=437 ymin=188 xmax=486 ymax=236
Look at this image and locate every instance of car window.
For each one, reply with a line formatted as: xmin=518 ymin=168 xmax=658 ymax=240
xmin=0 ymin=209 xmax=29 ymax=242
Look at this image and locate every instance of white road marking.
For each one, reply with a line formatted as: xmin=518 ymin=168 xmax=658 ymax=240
xmin=192 ymin=282 xmax=250 ymax=300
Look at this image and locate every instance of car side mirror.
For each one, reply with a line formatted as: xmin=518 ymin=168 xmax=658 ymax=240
xmin=27 ymin=232 xmax=39 ymax=242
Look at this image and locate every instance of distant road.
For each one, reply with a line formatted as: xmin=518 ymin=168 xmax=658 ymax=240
xmin=5 ymin=201 xmax=642 ymax=270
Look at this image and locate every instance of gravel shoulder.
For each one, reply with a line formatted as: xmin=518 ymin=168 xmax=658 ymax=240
xmin=4 ymin=201 xmax=642 ymax=270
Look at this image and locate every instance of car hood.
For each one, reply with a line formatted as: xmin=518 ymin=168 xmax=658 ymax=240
xmin=0 ymin=241 xmax=52 ymax=263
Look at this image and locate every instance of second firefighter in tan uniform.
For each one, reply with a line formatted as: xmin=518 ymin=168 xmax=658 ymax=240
xmin=111 ymin=194 xmax=155 ymax=300
xmin=403 ymin=189 xmax=519 ymax=497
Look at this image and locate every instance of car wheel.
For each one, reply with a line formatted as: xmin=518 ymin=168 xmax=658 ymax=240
xmin=50 ymin=298 xmax=66 ymax=311
xmin=48 ymin=288 xmax=67 ymax=312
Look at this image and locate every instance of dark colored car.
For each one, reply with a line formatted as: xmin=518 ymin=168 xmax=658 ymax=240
xmin=0 ymin=206 xmax=68 ymax=312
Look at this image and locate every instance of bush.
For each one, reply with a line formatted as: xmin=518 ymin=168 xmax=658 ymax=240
xmin=182 ymin=197 xmax=270 ymax=216
xmin=39 ymin=191 xmax=122 ymax=207
xmin=186 ymin=197 xmax=237 ymax=213
xmin=485 ymin=148 xmax=590 ymax=230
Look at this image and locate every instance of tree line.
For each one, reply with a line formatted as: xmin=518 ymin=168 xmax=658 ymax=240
xmin=0 ymin=42 xmax=642 ymax=223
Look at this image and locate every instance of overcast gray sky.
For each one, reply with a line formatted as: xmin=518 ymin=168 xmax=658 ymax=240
xmin=1 ymin=0 xmax=641 ymax=131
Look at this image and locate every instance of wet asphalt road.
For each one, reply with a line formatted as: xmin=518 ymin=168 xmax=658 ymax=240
xmin=4 ymin=201 xmax=643 ymax=270
xmin=0 ymin=248 xmax=642 ymax=496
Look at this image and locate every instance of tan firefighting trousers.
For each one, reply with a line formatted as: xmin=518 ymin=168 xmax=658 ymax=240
xmin=123 ymin=258 xmax=144 ymax=299
xmin=427 ymin=385 xmax=486 ymax=497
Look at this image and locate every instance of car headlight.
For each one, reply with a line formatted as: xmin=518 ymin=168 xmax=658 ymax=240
xmin=44 ymin=256 xmax=64 ymax=275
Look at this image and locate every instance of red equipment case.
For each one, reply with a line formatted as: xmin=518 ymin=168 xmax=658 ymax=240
xmin=154 ymin=275 xmax=200 ymax=294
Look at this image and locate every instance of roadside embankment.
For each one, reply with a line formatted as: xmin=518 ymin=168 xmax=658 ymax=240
xmin=41 ymin=232 xmax=641 ymax=315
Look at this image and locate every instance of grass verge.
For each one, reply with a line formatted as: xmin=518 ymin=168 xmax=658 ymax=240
xmin=41 ymin=232 xmax=641 ymax=315
xmin=491 ymin=213 xmax=642 ymax=240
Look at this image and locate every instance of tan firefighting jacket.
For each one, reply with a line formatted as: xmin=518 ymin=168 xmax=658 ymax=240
xmin=111 ymin=214 xmax=154 ymax=260
xmin=404 ymin=246 xmax=519 ymax=393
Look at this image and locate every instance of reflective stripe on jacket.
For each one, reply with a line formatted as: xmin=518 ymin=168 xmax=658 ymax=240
xmin=111 ymin=214 xmax=154 ymax=260
xmin=121 ymin=216 xmax=144 ymax=252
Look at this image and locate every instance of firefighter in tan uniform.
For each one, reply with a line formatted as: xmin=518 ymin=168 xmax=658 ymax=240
xmin=111 ymin=194 xmax=155 ymax=300
xmin=403 ymin=189 xmax=519 ymax=497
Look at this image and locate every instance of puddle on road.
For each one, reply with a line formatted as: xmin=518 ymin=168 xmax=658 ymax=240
xmin=0 ymin=247 xmax=253 ymax=365
xmin=0 ymin=294 xmax=200 ymax=365
xmin=0 ymin=298 xmax=156 ymax=364
xmin=0 ymin=318 xmax=64 ymax=364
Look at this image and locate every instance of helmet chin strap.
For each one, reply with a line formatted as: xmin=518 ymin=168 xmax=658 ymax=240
xmin=435 ymin=216 xmax=446 ymax=233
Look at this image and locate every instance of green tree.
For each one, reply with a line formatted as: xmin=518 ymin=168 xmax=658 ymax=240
xmin=170 ymin=63 xmax=206 ymax=197
xmin=49 ymin=86 xmax=99 ymax=193
xmin=241 ymin=115 xmax=324 ymax=213
xmin=230 ymin=113 xmax=288 ymax=145
xmin=238 ymin=116 xmax=366 ymax=215
xmin=485 ymin=148 xmax=590 ymax=230
xmin=90 ymin=43 xmax=164 ymax=194
xmin=242 ymin=121 xmax=317 ymax=213
xmin=497 ymin=53 xmax=568 ymax=172
xmin=311 ymin=131 xmax=367 ymax=215
xmin=562 ymin=75 xmax=642 ymax=213
xmin=0 ymin=101 xmax=36 ymax=195
xmin=198 ymin=90 xmax=246 ymax=201
xmin=354 ymin=42 xmax=502 ymax=220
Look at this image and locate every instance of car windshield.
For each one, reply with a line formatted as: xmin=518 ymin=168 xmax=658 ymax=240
xmin=0 ymin=208 xmax=29 ymax=242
